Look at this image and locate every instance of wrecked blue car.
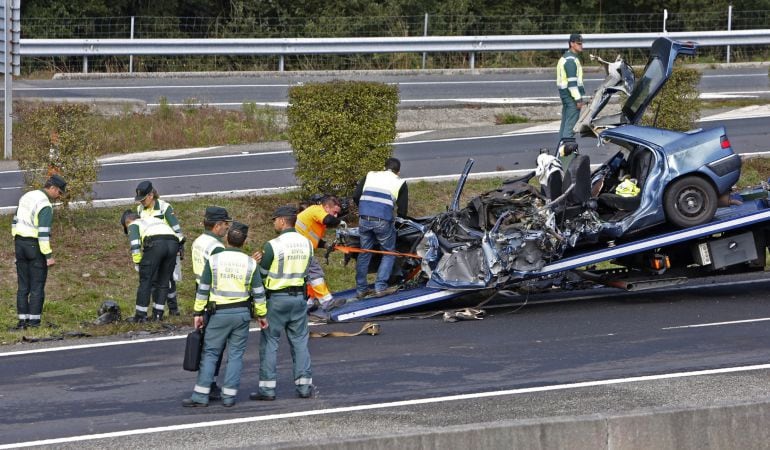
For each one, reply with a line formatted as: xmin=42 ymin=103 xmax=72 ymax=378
xmin=334 ymin=37 xmax=742 ymax=291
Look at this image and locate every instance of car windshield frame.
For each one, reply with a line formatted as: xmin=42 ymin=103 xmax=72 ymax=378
xmin=623 ymin=57 xmax=665 ymax=121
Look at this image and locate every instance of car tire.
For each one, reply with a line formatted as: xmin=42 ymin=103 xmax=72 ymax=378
xmin=664 ymin=176 xmax=718 ymax=228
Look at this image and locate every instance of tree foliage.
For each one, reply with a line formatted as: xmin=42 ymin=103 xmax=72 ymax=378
xmin=14 ymin=103 xmax=101 ymax=208
xmin=287 ymin=81 xmax=399 ymax=197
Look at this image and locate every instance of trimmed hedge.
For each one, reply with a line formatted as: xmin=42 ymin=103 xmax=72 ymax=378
xmin=287 ymin=80 xmax=399 ymax=196
xmin=640 ymin=66 xmax=701 ymax=131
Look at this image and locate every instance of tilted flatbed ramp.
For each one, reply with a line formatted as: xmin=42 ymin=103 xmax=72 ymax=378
xmin=328 ymin=287 xmax=466 ymax=322
xmin=329 ymin=202 xmax=770 ymax=322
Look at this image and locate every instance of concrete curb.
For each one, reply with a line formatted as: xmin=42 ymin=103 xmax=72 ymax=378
xmin=283 ymin=400 xmax=770 ymax=449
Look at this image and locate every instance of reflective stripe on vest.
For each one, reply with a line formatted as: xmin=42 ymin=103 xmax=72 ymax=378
xmin=615 ymin=179 xmax=641 ymax=198
xmin=296 ymin=204 xmax=327 ymax=249
xmin=138 ymin=217 xmax=176 ymax=240
xmin=192 ymin=233 xmax=224 ymax=283
xmin=12 ymin=190 xmax=50 ymax=238
xmin=358 ymin=170 xmax=404 ymax=221
xmin=209 ymin=251 xmax=257 ymax=304
xmin=265 ymin=232 xmax=313 ymax=291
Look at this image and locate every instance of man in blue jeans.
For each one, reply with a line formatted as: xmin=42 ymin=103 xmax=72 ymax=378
xmin=352 ymin=158 xmax=409 ymax=298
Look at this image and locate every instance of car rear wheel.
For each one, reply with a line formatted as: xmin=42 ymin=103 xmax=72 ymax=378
xmin=664 ymin=176 xmax=718 ymax=228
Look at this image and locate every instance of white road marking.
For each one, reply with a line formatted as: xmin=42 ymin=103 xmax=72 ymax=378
xmin=662 ymin=317 xmax=770 ymax=330
xmin=504 ymin=121 xmax=560 ymax=135
xmin=98 ymin=167 xmax=293 ymax=184
xmin=98 ymin=146 xmax=221 ymax=163
xmin=2 ymin=362 xmax=769 ymax=449
xmin=396 ymin=130 xmax=433 ymax=139
xmin=700 ymin=104 xmax=770 ymax=122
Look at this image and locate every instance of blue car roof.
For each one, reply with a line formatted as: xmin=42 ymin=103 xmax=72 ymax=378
xmin=600 ymin=125 xmax=687 ymax=149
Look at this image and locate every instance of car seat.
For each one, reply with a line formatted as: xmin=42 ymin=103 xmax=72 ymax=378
xmin=597 ymin=147 xmax=651 ymax=212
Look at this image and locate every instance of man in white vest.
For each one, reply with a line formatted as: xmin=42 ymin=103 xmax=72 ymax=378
xmin=352 ymin=158 xmax=408 ymax=299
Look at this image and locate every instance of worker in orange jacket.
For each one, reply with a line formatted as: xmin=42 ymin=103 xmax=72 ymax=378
xmin=295 ymin=195 xmax=346 ymax=311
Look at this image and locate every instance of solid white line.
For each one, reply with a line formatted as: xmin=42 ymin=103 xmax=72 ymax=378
xmin=98 ymin=167 xmax=293 ymax=184
xmin=17 ymin=84 xmax=292 ymax=91
xmin=3 ymin=362 xmax=769 ymax=449
xmin=662 ymin=317 xmax=770 ymax=330
xmin=392 ymin=133 xmax=514 ymax=145
xmin=0 ymin=327 xmax=265 ymax=358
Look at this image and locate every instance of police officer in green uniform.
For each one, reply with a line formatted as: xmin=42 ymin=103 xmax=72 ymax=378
xmin=120 ymin=210 xmax=180 ymax=322
xmin=11 ymin=174 xmax=66 ymax=330
xmin=191 ymin=206 xmax=232 ymax=401
xmin=135 ymin=181 xmax=185 ymax=316
xmin=249 ymin=205 xmax=314 ymax=401
xmin=183 ymin=222 xmax=266 ymax=407
xmin=556 ymin=33 xmax=585 ymax=145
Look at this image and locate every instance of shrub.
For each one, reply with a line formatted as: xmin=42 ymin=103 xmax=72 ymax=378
xmin=14 ymin=103 xmax=101 ymax=207
xmin=287 ymin=80 xmax=399 ymax=196
xmin=639 ymin=66 xmax=701 ymax=131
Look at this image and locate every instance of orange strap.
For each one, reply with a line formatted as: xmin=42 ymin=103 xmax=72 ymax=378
xmin=332 ymin=244 xmax=421 ymax=259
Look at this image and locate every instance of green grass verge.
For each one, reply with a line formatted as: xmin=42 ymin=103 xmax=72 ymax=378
xmin=3 ymin=100 xmax=286 ymax=157
xmin=1 ymin=159 xmax=767 ymax=345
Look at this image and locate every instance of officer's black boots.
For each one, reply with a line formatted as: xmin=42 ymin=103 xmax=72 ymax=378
xmin=27 ymin=319 xmax=41 ymax=328
xmin=127 ymin=314 xmax=147 ymax=324
xmin=152 ymin=310 xmax=164 ymax=321
xmin=10 ymin=319 xmax=27 ymax=330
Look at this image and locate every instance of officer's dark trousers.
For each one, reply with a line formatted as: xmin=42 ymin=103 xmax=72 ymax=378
xmin=136 ymin=238 xmax=178 ymax=318
xmin=15 ymin=237 xmax=48 ymax=322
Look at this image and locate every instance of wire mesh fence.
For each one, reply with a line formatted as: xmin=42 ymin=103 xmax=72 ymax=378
xmin=19 ymin=10 xmax=770 ymax=74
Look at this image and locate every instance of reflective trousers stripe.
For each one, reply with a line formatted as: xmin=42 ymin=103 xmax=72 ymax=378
xmin=194 ymin=384 xmax=211 ymax=394
xmin=295 ymin=377 xmax=313 ymax=385
xmin=259 ymin=380 xmax=277 ymax=388
xmin=222 ymin=387 xmax=237 ymax=396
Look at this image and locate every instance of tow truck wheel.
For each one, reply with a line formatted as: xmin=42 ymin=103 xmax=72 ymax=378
xmin=664 ymin=176 xmax=717 ymax=228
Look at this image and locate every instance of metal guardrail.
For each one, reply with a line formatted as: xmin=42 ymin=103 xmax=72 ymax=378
xmin=21 ymin=30 xmax=770 ymax=55
xmin=20 ymin=29 xmax=770 ymax=69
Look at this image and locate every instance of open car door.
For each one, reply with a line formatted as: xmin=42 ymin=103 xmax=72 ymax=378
xmin=574 ymin=37 xmax=697 ymax=137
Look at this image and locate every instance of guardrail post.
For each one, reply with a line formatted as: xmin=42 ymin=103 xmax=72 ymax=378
xmin=663 ymin=9 xmax=668 ymax=33
xmin=422 ymin=13 xmax=428 ymax=69
xmin=3 ymin=0 xmax=13 ymax=159
xmin=83 ymin=55 xmax=88 ymax=73
xmin=470 ymin=52 xmax=475 ymax=70
xmin=279 ymin=54 xmax=284 ymax=72
xmin=129 ymin=16 xmax=134 ymax=73
xmin=726 ymin=4 xmax=733 ymax=64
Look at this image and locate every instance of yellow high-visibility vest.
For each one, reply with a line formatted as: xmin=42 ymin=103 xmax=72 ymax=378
xmin=264 ymin=232 xmax=313 ymax=291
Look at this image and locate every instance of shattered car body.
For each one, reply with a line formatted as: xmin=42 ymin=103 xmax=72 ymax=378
xmin=333 ymin=37 xmax=742 ymax=291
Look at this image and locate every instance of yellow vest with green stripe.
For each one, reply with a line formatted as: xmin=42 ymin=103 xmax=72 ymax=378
xmin=192 ymin=233 xmax=224 ymax=284
xmin=12 ymin=190 xmax=53 ymax=255
xmin=129 ymin=218 xmax=177 ymax=263
xmin=12 ymin=190 xmax=51 ymax=238
xmin=208 ymin=251 xmax=258 ymax=305
xmin=264 ymin=232 xmax=313 ymax=291
xmin=556 ymin=50 xmax=585 ymax=101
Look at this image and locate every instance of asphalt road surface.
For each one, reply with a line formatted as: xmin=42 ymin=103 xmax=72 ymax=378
xmin=9 ymin=67 xmax=770 ymax=108
xmin=2 ymin=273 xmax=770 ymax=448
xmin=1 ymin=114 xmax=769 ymax=209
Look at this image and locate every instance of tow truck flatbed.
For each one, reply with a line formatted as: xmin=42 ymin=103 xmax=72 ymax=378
xmin=328 ymin=198 xmax=770 ymax=322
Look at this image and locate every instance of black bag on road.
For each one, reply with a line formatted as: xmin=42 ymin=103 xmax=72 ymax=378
xmin=183 ymin=329 xmax=204 ymax=371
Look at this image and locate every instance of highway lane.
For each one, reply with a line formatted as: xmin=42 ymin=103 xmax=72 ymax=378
xmin=8 ymin=67 xmax=770 ymax=107
xmin=1 ymin=115 xmax=768 ymax=209
xmin=1 ymin=274 xmax=769 ymax=447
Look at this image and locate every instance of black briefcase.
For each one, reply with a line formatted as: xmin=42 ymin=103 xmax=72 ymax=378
xmin=182 ymin=329 xmax=204 ymax=371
